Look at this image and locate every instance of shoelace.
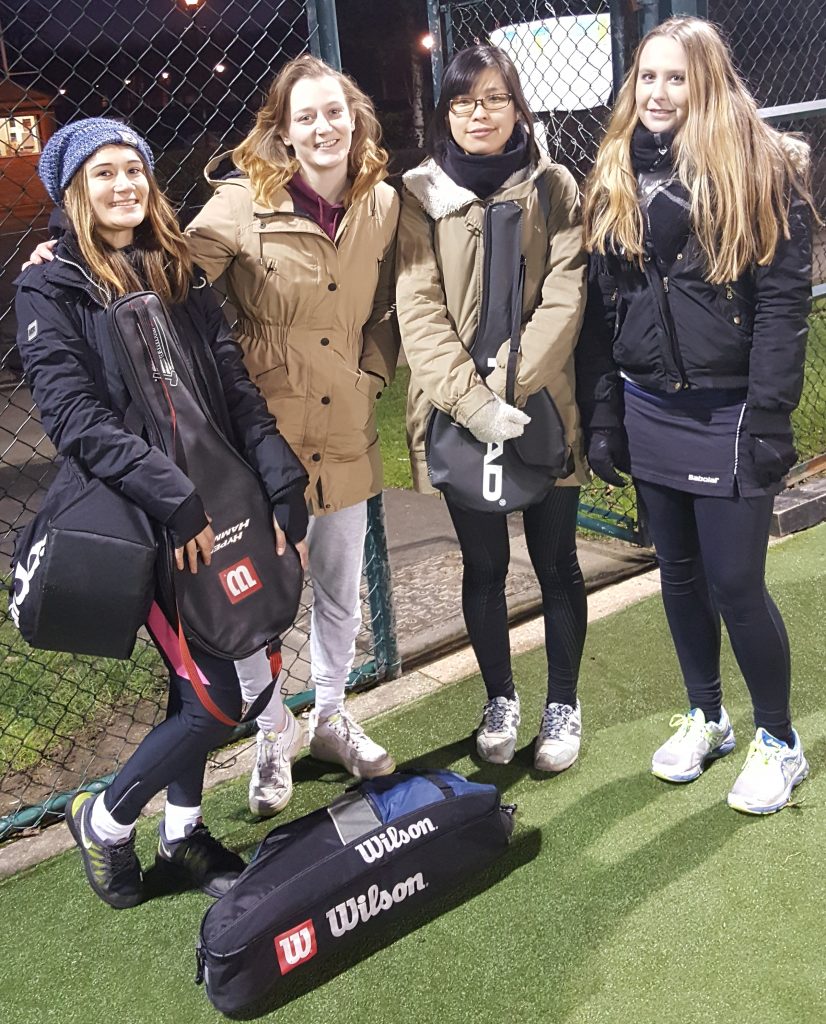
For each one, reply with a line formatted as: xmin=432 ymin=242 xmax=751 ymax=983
xmin=483 ymin=698 xmax=515 ymax=733
xmin=327 ymin=711 xmax=373 ymax=755
xmin=258 ymin=731 xmax=287 ymax=778
xmin=539 ymin=704 xmax=573 ymax=741
xmin=105 ymin=837 xmax=140 ymax=881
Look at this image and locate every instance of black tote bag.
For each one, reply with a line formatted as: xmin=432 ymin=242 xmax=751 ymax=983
xmin=425 ymin=195 xmax=570 ymax=514
xmin=9 ymin=456 xmax=156 ymax=660
xmin=108 ymin=292 xmax=303 ymax=661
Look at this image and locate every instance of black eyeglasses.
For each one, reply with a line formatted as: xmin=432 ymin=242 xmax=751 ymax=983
xmin=448 ymin=93 xmax=513 ymax=116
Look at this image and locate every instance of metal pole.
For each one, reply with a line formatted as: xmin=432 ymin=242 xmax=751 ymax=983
xmin=608 ymin=0 xmax=627 ymax=99
xmin=312 ymin=0 xmax=342 ymax=71
xmin=364 ymin=494 xmax=401 ymax=681
xmin=669 ymin=0 xmax=708 ymax=16
xmin=425 ymin=0 xmax=445 ymax=104
xmin=639 ymin=0 xmax=660 ymax=36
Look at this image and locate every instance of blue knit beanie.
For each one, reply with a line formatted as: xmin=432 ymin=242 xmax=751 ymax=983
xmin=38 ymin=118 xmax=155 ymax=205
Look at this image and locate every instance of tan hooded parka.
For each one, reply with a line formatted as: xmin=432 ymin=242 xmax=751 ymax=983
xmin=396 ymin=157 xmax=588 ymax=493
xmin=185 ymin=159 xmax=400 ymax=515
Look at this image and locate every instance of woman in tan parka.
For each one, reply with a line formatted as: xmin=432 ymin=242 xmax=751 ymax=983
xmin=396 ymin=45 xmax=589 ymax=773
xmin=185 ymin=56 xmax=400 ymax=810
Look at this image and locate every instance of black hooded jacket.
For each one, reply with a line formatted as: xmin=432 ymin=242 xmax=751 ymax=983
xmin=14 ymin=236 xmax=308 ymax=545
xmin=576 ymin=139 xmax=813 ymax=438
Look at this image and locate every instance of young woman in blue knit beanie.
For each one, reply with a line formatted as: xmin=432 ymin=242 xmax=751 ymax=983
xmin=16 ymin=118 xmax=309 ymax=908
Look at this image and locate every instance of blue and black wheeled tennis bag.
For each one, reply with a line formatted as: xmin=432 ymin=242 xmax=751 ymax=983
xmin=195 ymin=770 xmax=515 ymax=1014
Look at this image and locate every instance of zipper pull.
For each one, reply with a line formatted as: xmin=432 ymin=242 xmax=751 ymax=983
xmin=662 ymin=276 xmax=669 ymax=292
xmin=195 ymin=945 xmax=205 ymax=985
xmin=725 ymin=284 xmax=733 ymax=300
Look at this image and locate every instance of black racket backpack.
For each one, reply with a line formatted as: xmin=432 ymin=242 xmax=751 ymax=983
xmin=108 ymin=291 xmax=303 ymax=662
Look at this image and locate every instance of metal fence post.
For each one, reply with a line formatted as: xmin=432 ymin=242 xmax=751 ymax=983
xmin=669 ymin=0 xmax=709 ymax=16
xmin=363 ymin=494 xmax=401 ymax=681
xmin=426 ymin=0 xmax=445 ymax=103
xmin=307 ymin=0 xmax=342 ymax=71
xmin=609 ymin=0 xmax=628 ymax=98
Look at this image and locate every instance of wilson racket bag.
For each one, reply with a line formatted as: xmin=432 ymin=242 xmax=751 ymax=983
xmin=425 ymin=184 xmax=570 ymax=514
xmin=195 ymin=770 xmax=515 ymax=1014
xmin=107 ymin=292 xmax=303 ymax=660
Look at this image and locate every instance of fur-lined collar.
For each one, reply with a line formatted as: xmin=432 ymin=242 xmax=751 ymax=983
xmin=403 ymin=158 xmax=539 ymax=220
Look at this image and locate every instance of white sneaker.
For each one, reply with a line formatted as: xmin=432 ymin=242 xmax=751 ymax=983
xmin=476 ymin=694 xmax=520 ymax=764
xmin=727 ymin=728 xmax=809 ymax=814
xmin=534 ymin=700 xmax=582 ymax=772
xmin=248 ymin=710 xmax=306 ymax=817
xmin=651 ymin=706 xmax=735 ymax=782
xmin=308 ymin=707 xmax=395 ymax=779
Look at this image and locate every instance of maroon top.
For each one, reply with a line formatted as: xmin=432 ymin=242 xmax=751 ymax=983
xmin=286 ymin=174 xmax=346 ymax=241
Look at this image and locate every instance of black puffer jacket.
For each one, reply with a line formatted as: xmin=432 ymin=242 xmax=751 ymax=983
xmin=577 ymin=154 xmax=813 ymax=437
xmin=15 ymin=236 xmax=308 ymax=545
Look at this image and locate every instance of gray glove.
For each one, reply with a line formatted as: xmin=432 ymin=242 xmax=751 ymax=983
xmin=465 ymin=394 xmax=531 ymax=444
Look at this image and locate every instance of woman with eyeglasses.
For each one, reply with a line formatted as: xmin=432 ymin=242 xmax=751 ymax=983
xmin=396 ymin=45 xmax=589 ymax=771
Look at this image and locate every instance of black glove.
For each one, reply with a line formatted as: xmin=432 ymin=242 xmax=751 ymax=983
xmin=273 ymin=486 xmax=309 ymax=545
xmin=749 ymin=432 xmax=797 ymax=487
xmin=586 ymin=428 xmax=630 ymax=487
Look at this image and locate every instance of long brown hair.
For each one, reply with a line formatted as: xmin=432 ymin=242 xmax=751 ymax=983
xmin=63 ymin=151 xmax=192 ymax=304
xmin=584 ymin=16 xmax=816 ymax=283
xmin=232 ymin=55 xmax=388 ymax=208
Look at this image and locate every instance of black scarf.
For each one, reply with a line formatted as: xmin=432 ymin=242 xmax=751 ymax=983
xmin=631 ymin=123 xmax=691 ymax=265
xmin=437 ymin=124 xmax=530 ymax=199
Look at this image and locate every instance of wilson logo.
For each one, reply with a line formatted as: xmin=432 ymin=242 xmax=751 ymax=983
xmin=326 ymin=873 xmax=427 ymax=938
xmin=274 ymin=920 xmax=317 ymax=974
xmin=219 ymin=558 xmax=262 ymax=604
xmin=483 ymin=441 xmax=505 ymax=505
xmin=353 ymin=818 xmax=437 ymax=864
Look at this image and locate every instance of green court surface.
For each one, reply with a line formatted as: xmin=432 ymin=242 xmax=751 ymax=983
xmin=1 ymin=524 xmax=824 ymax=1024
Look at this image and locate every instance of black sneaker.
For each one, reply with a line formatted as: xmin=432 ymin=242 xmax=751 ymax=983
xmin=156 ymin=819 xmax=246 ymax=898
xmin=64 ymin=791 xmax=143 ymax=909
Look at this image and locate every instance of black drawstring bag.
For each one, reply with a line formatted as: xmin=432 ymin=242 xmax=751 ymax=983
xmin=425 ymin=181 xmax=570 ymax=513
xmin=107 ymin=291 xmax=303 ymax=663
xmin=9 ymin=456 xmax=156 ymax=660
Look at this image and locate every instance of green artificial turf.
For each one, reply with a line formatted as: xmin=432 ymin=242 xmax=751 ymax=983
xmin=1 ymin=524 xmax=824 ymax=1024
xmin=376 ymin=364 xmax=413 ymax=490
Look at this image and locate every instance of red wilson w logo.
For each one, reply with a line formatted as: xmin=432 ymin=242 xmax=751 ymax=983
xmin=274 ymin=920 xmax=317 ymax=974
xmin=219 ymin=557 xmax=263 ymax=604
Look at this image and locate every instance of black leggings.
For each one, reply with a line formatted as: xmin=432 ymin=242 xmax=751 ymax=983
xmin=103 ymin=626 xmax=241 ymax=826
xmin=635 ymin=479 xmax=792 ymax=739
xmin=446 ymin=486 xmax=586 ymax=707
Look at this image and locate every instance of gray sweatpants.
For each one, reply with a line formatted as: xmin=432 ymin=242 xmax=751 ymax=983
xmin=237 ymin=500 xmax=368 ymax=731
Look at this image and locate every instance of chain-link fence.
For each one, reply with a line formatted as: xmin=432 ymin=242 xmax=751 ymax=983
xmin=0 ymin=0 xmax=400 ymax=842
xmin=430 ymin=0 xmax=826 ymax=530
xmin=707 ymin=0 xmax=826 ymax=469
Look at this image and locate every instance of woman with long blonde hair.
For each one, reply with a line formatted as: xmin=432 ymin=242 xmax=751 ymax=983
xmin=577 ymin=17 xmax=815 ymax=813
xmin=185 ymin=55 xmax=400 ymax=808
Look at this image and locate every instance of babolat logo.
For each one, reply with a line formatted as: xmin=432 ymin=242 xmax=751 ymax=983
xmin=274 ymin=919 xmax=317 ymax=974
xmin=219 ymin=557 xmax=262 ymax=604
xmin=483 ymin=441 xmax=506 ymax=506
xmin=213 ymin=519 xmax=250 ymax=553
xmin=326 ymin=873 xmax=427 ymax=938
xmin=354 ymin=818 xmax=437 ymax=864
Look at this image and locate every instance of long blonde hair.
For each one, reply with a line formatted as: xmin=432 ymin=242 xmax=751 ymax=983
xmin=63 ymin=153 xmax=192 ymax=304
xmin=233 ymin=55 xmax=388 ymax=208
xmin=584 ymin=16 xmax=815 ymax=283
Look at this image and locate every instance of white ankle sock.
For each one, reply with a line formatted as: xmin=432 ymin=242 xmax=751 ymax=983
xmin=90 ymin=793 xmax=136 ymax=845
xmin=163 ymin=802 xmax=202 ymax=842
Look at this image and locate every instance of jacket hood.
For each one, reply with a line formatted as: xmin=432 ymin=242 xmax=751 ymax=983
xmin=402 ymin=157 xmax=543 ymax=220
